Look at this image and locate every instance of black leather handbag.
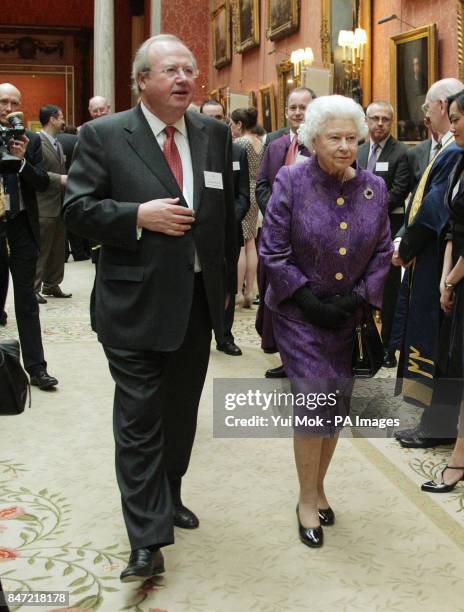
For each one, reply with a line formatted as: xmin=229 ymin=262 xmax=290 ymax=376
xmin=0 ymin=339 xmax=30 ymax=415
xmin=352 ymin=304 xmax=384 ymax=378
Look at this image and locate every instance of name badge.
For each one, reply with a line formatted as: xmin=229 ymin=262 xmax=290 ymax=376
xmin=204 ymin=171 xmax=223 ymax=189
xmin=233 ymin=161 xmax=240 ymax=171
xmin=376 ymin=161 xmax=389 ymax=172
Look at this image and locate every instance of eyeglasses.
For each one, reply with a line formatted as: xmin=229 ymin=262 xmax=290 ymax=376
xmin=366 ymin=115 xmax=391 ymax=124
xmin=144 ymin=65 xmax=199 ymax=80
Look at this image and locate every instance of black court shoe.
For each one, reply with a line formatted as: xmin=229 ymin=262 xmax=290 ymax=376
xmin=318 ymin=507 xmax=335 ymax=526
xmin=421 ymin=465 xmax=464 ymax=493
xmin=296 ymin=505 xmax=323 ymax=548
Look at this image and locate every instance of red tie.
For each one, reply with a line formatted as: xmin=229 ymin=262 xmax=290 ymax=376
xmin=163 ymin=126 xmax=183 ymax=191
xmin=285 ymin=136 xmax=299 ymax=166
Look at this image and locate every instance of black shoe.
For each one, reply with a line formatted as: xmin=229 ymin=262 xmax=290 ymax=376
xmin=0 ymin=311 xmax=7 ymax=326
xmin=394 ymin=426 xmax=420 ymax=440
xmin=421 ymin=465 xmax=464 ymax=493
xmin=120 ymin=547 xmax=165 ymax=583
xmin=318 ymin=507 xmax=335 ymax=526
xmin=253 ymin=296 xmax=260 ymax=305
xmin=382 ymin=351 xmax=397 ymax=368
xmin=216 ymin=341 xmax=242 ymax=356
xmin=30 ymin=370 xmax=58 ymax=390
xmin=42 ymin=286 xmax=72 ymax=298
xmin=35 ymin=292 xmax=47 ymax=304
xmin=398 ymin=435 xmax=456 ymax=448
xmin=296 ymin=505 xmax=323 ymax=548
xmin=173 ymin=504 xmax=199 ymax=529
xmin=265 ymin=364 xmax=287 ymax=378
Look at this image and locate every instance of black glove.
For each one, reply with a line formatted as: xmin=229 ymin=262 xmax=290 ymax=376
xmin=293 ymin=286 xmax=351 ymax=329
xmin=323 ymin=292 xmax=362 ymax=314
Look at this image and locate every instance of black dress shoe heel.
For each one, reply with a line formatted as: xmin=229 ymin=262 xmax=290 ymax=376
xmin=421 ymin=465 xmax=464 ymax=493
xmin=296 ymin=505 xmax=323 ymax=548
xmin=173 ymin=504 xmax=199 ymax=529
xmin=265 ymin=364 xmax=287 ymax=379
xmin=318 ymin=507 xmax=335 ymax=526
xmin=120 ymin=547 xmax=165 ymax=583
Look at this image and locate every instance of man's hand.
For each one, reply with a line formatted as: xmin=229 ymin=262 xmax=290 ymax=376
xmin=137 ymin=198 xmax=195 ymax=236
xmin=440 ymin=286 xmax=455 ymax=314
xmin=392 ymin=248 xmax=413 ymax=268
xmin=9 ymin=134 xmax=29 ymax=159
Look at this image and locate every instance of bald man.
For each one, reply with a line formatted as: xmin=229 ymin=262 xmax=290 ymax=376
xmin=0 ymin=83 xmax=58 ymax=390
xmin=88 ymin=95 xmax=111 ymax=120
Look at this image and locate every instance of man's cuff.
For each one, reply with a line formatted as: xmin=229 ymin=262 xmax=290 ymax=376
xmin=136 ymin=226 xmax=142 ymax=240
xmin=17 ymin=159 xmax=26 ymax=173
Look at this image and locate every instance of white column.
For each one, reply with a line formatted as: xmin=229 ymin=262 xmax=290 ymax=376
xmin=150 ymin=0 xmax=162 ymax=36
xmin=94 ymin=0 xmax=115 ymax=110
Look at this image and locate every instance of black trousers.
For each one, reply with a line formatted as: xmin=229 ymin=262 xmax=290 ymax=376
xmin=4 ymin=212 xmax=46 ymax=374
xmin=221 ymin=242 xmax=241 ymax=343
xmin=103 ymin=275 xmax=212 ymax=550
xmin=381 ymin=214 xmax=404 ymax=349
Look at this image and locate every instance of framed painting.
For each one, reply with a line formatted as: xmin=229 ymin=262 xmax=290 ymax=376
xmin=320 ymin=0 xmax=371 ymax=105
xmin=234 ymin=0 xmax=260 ymax=53
xmin=390 ymin=24 xmax=437 ymax=143
xmin=266 ymin=0 xmax=300 ymax=41
xmin=277 ymin=59 xmax=300 ymax=128
xmin=259 ymin=84 xmax=276 ymax=132
xmin=212 ymin=2 xmax=232 ymax=69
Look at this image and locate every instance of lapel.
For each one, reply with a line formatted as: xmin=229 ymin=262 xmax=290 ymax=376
xmin=419 ymin=140 xmax=432 ymax=176
xmin=357 ymin=142 xmax=369 ymax=169
xmin=123 ymin=105 xmax=186 ymax=205
xmin=377 ymin=135 xmax=394 ymax=163
xmin=185 ymin=110 xmax=208 ymax=212
xmin=40 ymin=132 xmax=60 ymax=163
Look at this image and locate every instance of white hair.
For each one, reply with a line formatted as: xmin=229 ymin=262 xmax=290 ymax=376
xmin=298 ymin=95 xmax=368 ymax=146
xmin=131 ymin=34 xmax=197 ymax=94
xmin=427 ymin=78 xmax=464 ymax=103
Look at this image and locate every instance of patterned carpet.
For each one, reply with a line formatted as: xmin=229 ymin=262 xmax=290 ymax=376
xmin=0 ymin=260 xmax=463 ymax=612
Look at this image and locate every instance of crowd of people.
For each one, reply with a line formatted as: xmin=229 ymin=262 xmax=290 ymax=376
xmin=0 ymin=32 xmax=463 ymax=582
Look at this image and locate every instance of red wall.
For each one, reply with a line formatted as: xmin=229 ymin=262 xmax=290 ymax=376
xmin=372 ymin=0 xmax=459 ymax=101
xmin=0 ymin=0 xmax=93 ymax=27
xmin=162 ymin=0 xmax=210 ymax=103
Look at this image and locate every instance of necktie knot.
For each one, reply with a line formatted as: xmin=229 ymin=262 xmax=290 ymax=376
xmin=165 ymin=126 xmax=176 ymax=138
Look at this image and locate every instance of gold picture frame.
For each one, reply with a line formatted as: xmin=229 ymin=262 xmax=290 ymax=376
xmin=234 ymin=0 xmax=260 ymax=53
xmin=259 ymin=84 xmax=276 ymax=132
xmin=212 ymin=2 xmax=232 ymax=69
xmin=320 ymin=0 xmax=371 ymax=105
xmin=266 ymin=0 xmax=300 ymax=41
xmin=390 ymin=24 xmax=437 ymax=143
xmin=276 ymin=59 xmax=300 ymax=128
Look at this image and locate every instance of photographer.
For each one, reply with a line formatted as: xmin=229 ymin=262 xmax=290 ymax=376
xmin=0 ymin=82 xmax=58 ymax=390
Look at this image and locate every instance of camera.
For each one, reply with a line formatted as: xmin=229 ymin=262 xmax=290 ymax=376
xmin=0 ymin=111 xmax=25 ymax=174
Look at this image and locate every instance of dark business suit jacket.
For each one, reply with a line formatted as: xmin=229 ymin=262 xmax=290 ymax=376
xmin=232 ymin=142 xmax=250 ymax=246
xmin=357 ymin=135 xmax=411 ymax=215
xmin=264 ymin=127 xmax=289 ymax=147
xmin=57 ymin=133 xmax=78 ymax=173
xmin=15 ymin=130 xmax=50 ymax=245
xmin=63 ymin=105 xmax=236 ymax=351
xmin=256 ymin=133 xmax=311 ymax=215
xmin=407 ymin=138 xmax=432 ymax=193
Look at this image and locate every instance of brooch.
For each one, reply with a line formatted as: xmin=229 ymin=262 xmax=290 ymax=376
xmin=363 ymin=187 xmax=374 ymax=200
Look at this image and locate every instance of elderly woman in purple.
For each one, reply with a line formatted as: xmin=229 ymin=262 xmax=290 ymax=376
xmin=260 ymin=95 xmax=393 ymax=549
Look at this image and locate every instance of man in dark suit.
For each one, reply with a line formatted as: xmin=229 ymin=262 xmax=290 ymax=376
xmin=63 ymin=35 xmax=236 ymax=582
xmin=357 ymin=101 xmax=411 ymax=367
xmin=255 ymin=87 xmax=314 ymax=378
xmin=200 ymin=99 xmax=250 ymax=356
xmin=0 ymin=82 xmax=57 ymax=390
xmin=35 ymin=105 xmax=71 ymax=302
